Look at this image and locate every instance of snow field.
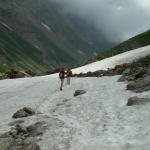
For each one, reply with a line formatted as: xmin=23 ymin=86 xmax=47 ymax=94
xmin=0 ymin=45 xmax=150 ymax=149
xmin=37 ymin=76 xmax=150 ymax=150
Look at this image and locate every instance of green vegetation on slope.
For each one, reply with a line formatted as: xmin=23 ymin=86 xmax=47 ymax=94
xmin=0 ymin=64 xmax=11 ymax=73
xmin=0 ymin=24 xmax=48 ymax=73
xmin=33 ymin=27 xmax=75 ymax=63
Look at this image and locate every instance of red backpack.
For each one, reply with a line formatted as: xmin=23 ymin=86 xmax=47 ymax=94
xmin=67 ymin=71 xmax=72 ymax=77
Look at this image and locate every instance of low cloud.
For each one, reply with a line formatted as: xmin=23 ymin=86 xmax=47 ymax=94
xmin=52 ymin=0 xmax=150 ymax=43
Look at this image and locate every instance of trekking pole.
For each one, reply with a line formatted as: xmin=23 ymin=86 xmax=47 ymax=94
xmin=57 ymin=76 xmax=60 ymax=86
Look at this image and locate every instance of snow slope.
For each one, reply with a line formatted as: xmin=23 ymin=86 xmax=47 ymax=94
xmin=73 ymin=45 xmax=150 ymax=73
xmin=38 ymin=77 xmax=150 ymax=150
xmin=0 ymin=46 xmax=150 ymax=150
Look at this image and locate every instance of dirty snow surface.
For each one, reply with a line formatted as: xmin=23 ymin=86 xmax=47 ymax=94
xmin=0 ymin=46 xmax=150 ymax=150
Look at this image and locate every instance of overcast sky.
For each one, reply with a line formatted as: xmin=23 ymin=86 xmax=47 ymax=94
xmin=53 ymin=0 xmax=150 ymax=43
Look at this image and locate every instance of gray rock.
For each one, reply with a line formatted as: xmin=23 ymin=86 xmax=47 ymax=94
xmin=74 ymin=90 xmax=86 ymax=97
xmin=86 ymin=72 xmax=95 ymax=77
xmin=127 ymin=96 xmax=150 ymax=106
xmin=127 ymin=75 xmax=150 ymax=93
xmin=147 ymin=67 xmax=150 ymax=75
xmin=126 ymin=75 xmax=135 ymax=81
xmin=26 ymin=122 xmax=47 ymax=136
xmin=77 ymin=73 xmax=84 ymax=77
xmin=12 ymin=107 xmax=35 ymax=119
xmin=12 ymin=109 xmax=29 ymax=119
xmin=118 ymin=67 xmax=150 ymax=83
xmin=118 ymin=75 xmax=127 ymax=82
xmin=133 ymin=68 xmax=146 ymax=80
xmin=126 ymin=68 xmax=147 ymax=81
xmin=122 ymin=68 xmax=131 ymax=75
xmin=23 ymin=107 xmax=35 ymax=115
xmin=15 ymin=124 xmax=28 ymax=135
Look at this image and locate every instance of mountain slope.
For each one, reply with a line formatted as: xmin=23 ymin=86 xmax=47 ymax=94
xmin=95 ymin=30 xmax=150 ymax=61
xmin=0 ymin=0 xmax=114 ymax=72
xmin=0 ymin=23 xmax=47 ymax=73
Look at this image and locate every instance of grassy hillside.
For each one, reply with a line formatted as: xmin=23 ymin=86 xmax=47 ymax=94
xmin=0 ymin=64 xmax=11 ymax=73
xmin=0 ymin=24 xmax=48 ymax=73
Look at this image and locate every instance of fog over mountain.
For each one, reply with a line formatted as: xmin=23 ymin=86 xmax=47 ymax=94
xmin=0 ymin=0 xmax=115 ymax=72
xmin=53 ymin=0 xmax=150 ymax=43
xmin=0 ymin=0 xmax=150 ymax=73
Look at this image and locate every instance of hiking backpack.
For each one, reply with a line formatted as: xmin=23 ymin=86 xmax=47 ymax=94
xmin=59 ymin=72 xmax=64 ymax=78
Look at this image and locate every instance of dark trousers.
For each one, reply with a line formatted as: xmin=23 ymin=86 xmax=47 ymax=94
xmin=60 ymin=78 xmax=64 ymax=90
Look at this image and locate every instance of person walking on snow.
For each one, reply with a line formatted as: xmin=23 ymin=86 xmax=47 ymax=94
xmin=66 ymin=68 xmax=73 ymax=85
xmin=59 ymin=68 xmax=65 ymax=91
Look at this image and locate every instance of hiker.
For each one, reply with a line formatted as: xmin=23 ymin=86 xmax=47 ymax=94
xmin=66 ymin=68 xmax=73 ymax=85
xmin=59 ymin=68 xmax=65 ymax=91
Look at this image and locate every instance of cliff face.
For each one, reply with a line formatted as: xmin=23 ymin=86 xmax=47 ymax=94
xmin=0 ymin=0 xmax=113 ymax=72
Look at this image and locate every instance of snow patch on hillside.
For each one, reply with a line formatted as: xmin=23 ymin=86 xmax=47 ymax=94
xmin=0 ymin=21 xmax=13 ymax=31
xmin=34 ymin=44 xmax=40 ymax=50
xmin=42 ymin=23 xmax=53 ymax=32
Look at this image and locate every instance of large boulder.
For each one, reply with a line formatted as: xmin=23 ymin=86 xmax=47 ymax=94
xmin=119 ymin=67 xmax=147 ymax=82
xmin=127 ymin=96 xmax=150 ymax=106
xmin=132 ymin=68 xmax=147 ymax=80
xmin=74 ymin=90 xmax=86 ymax=97
xmin=118 ymin=75 xmax=127 ymax=82
xmin=118 ymin=66 xmax=150 ymax=83
xmin=86 ymin=71 xmax=95 ymax=77
xmin=127 ymin=75 xmax=150 ymax=93
xmin=12 ymin=107 xmax=35 ymax=119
